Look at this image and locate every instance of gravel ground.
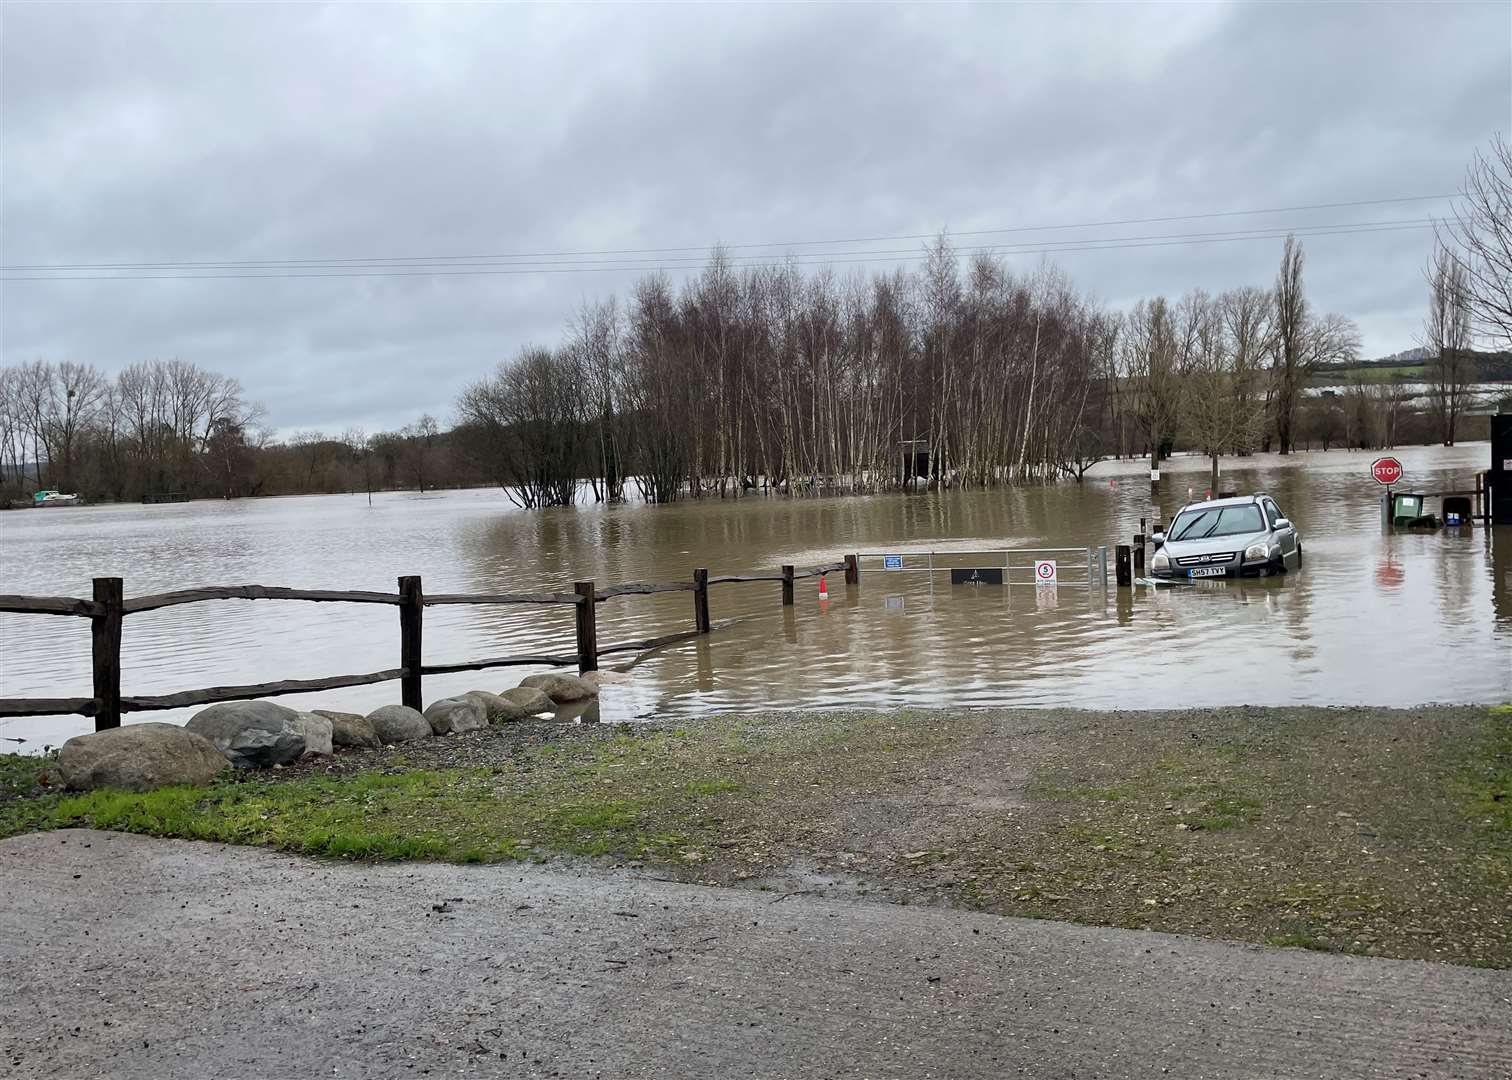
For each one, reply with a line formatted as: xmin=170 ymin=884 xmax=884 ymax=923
xmin=3 ymin=828 xmax=1510 ymax=1080
xmin=272 ymin=704 xmax=1512 ymax=965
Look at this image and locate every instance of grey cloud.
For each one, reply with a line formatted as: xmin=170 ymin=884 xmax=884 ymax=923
xmin=3 ymin=1 xmax=1507 ymax=433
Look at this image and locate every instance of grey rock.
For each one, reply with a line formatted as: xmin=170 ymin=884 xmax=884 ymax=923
xmin=365 ymin=704 xmax=432 ymax=744
xmin=519 ymin=673 xmax=599 ymax=704
xmin=314 ymin=710 xmax=381 ymax=749
xmin=424 ymin=696 xmax=487 ymax=735
xmin=57 ymin=723 xmax=228 ymax=792
xmin=463 ymin=691 xmax=530 ymax=724
xmin=499 ymin=686 xmax=555 ymax=715
xmin=291 ymin=713 xmax=334 ymax=757
xmin=185 ymin=700 xmax=306 ymax=768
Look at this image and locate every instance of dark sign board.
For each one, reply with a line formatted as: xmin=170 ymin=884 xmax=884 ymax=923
xmin=949 ymin=567 xmax=1004 ymax=586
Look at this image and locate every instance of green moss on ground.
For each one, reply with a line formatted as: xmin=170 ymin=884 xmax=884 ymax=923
xmin=0 ymin=753 xmax=54 ymax=801
xmin=2 ymin=705 xmax=1507 ymax=968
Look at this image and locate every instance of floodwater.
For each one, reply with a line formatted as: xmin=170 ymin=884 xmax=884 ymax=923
xmin=2 ymin=443 xmax=1509 ymax=749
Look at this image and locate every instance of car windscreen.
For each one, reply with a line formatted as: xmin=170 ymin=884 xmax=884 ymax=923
xmin=1169 ymin=504 xmax=1265 ymax=541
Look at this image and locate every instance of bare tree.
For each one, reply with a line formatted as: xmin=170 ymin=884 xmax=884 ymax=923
xmin=1271 ymin=236 xmax=1308 ymax=455
xmin=1422 ymin=242 xmax=1473 ymax=445
xmin=342 ymin=427 xmax=375 ymax=504
xmin=1180 ymin=291 xmax=1262 ymax=492
xmin=567 ymin=299 xmax=625 ymax=502
xmin=399 ymin=414 xmax=440 ymax=493
xmin=1219 ymin=286 xmax=1275 ymax=455
xmin=1270 ymin=236 xmax=1361 ymax=453
xmin=1439 ymin=134 xmax=1512 ymax=348
xmin=1121 ymin=297 xmax=1183 ymax=473
xmin=457 ymin=350 xmax=583 ymax=508
xmin=48 ymin=362 xmax=106 ymax=493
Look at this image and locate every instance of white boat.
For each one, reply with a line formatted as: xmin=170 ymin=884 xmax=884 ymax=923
xmin=33 ymin=490 xmax=82 ymax=507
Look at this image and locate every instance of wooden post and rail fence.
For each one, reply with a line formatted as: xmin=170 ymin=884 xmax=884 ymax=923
xmin=0 ymin=558 xmax=855 ymax=732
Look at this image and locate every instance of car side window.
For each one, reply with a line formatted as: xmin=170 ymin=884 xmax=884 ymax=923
xmin=1263 ymin=501 xmax=1281 ymax=527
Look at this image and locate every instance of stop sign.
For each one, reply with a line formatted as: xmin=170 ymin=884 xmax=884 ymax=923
xmin=1371 ymin=456 xmax=1404 ymax=486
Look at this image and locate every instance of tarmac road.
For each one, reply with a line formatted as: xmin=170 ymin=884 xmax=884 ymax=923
xmin=2 ymin=829 xmax=1508 ymax=1079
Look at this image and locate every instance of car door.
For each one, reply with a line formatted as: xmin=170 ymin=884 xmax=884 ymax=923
xmin=1265 ymin=499 xmax=1297 ymax=557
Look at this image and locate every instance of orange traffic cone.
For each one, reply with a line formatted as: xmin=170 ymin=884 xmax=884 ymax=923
xmin=818 ymin=574 xmax=829 ymax=600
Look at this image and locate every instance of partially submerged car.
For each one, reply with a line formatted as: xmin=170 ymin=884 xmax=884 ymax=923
xmin=1150 ymin=493 xmax=1301 ymax=579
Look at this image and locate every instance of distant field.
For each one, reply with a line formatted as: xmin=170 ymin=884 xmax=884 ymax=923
xmin=1309 ymin=365 xmax=1426 ymax=385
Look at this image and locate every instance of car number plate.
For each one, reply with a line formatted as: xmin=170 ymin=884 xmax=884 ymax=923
xmin=1188 ymin=566 xmax=1226 ymax=578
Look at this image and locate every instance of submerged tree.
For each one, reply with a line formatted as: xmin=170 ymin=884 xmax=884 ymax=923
xmin=457 ymin=348 xmax=584 ymax=508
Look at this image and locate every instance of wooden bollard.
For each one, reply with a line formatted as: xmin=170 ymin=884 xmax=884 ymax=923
xmin=1115 ymin=545 xmax=1132 ymax=587
xmin=692 ymin=567 xmax=710 ymax=634
xmin=844 ymin=553 xmax=859 ymax=586
xmin=781 ymin=564 xmax=795 ymax=606
xmin=574 ymin=581 xmax=598 ymax=674
xmin=398 ymin=575 xmax=423 ymax=711
xmin=91 ymin=577 xmax=123 ymax=731
xmin=1133 ymin=533 xmax=1145 ymax=575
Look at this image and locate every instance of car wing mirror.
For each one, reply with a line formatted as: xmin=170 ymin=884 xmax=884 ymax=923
xmin=1274 ymin=518 xmax=1291 ymax=530
xmin=1151 ymin=531 xmax=1166 ymax=547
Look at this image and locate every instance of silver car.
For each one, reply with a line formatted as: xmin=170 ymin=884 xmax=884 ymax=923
xmin=1150 ymin=493 xmax=1302 ymax=579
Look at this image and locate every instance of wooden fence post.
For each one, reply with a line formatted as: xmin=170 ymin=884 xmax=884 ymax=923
xmin=1115 ymin=545 xmax=1132 ymax=587
xmin=1133 ymin=533 xmax=1145 ymax=575
xmin=781 ymin=564 xmax=795 ymax=606
xmin=844 ymin=554 xmax=859 ymax=586
xmin=91 ymin=577 xmax=123 ymax=731
xmin=398 ymin=575 xmax=423 ymax=711
xmin=574 ymin=581 xmax=598 ymax=673
xmin=692 ymin=568 xmax=710 ymax=634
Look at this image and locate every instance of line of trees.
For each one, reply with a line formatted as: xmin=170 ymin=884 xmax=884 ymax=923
xmin=458 ymin=246 xmax=1119 ymax=506
xmin=0 ymin=358 xmax=487 ymax=503
xmin=0 ymin=359 xmax=261 ymax=501
xmin=457 ymin=235 xmax=1374 ymax=505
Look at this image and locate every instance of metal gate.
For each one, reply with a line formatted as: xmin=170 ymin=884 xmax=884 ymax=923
xmin=856 ymin=546 xmax=1109 ymax=587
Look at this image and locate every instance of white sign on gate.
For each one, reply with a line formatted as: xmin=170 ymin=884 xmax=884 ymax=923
xmin=1033 ymin=559 xmax=1058 ymax=584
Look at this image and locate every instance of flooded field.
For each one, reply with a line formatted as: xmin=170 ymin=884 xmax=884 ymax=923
xmin=2 ymin=443 xmax=1508 ymax=747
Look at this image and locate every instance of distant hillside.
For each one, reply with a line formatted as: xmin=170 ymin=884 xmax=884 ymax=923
xmin=1315 ymin=348 xmax=1512 ymax=382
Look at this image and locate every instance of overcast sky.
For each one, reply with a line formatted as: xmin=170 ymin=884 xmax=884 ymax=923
xmin=2 ymin=2 xmax=1508 ymax=435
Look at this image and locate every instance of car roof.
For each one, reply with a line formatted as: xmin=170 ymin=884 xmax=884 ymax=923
xmin=1174 ymin=494 xmax=1265 ymax=513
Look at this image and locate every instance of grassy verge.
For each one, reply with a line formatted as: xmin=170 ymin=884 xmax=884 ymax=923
xmin=2 ymin=706 xmax=1508 ymax=967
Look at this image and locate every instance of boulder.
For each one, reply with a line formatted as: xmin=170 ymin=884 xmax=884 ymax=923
xmin=463 ymin=690 xmax=530 ymax=724
xmin=499 ymin=686 xmax=556 ymax=715
xmin=581 ymin=670 xmax=627 ymax=688
xmin=57 ymin=723 xmax=228 ymax=792
xmin=314 ymin=710 xmax=381 ymax=749
xmin=365 ymin=704 xmax=432 ymax=744
xmin=424 ymin=696 xmax=487 ymax=735
xmin=185 ymin=700 xmax=306 ymax=768
xmin=290 ymin=712 xmax=334 ymax=757
xmin=519 ymin=673 xmax=599 ymax=704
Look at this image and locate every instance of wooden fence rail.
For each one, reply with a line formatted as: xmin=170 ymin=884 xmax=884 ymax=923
xmin=0 ymin=556 xmax=859 ymax=729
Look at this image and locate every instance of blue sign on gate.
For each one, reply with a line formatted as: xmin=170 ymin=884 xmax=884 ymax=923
xmin=883 ymin=555 xmax=904 ymax=570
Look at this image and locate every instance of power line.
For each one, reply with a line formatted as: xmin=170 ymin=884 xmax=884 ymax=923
xmin=2 ymin=217 xmax=1438 ymax=275
xmin=0 ymin=193 xmax=1455 ymax=272
xmin=1 ymin=220 xmax=1435 ymax=282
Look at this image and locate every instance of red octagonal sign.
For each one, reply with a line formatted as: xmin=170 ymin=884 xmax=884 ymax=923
xmin=1371 ymin=456 xmax=1404 ymax=486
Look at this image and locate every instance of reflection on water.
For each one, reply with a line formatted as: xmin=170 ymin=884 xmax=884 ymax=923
xmin=1 ymin=443 xmax=1508 ymax=748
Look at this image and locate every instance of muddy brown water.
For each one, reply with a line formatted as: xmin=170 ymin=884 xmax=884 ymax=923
xmin=2 ymin=443 xmax=1509 ymax=748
